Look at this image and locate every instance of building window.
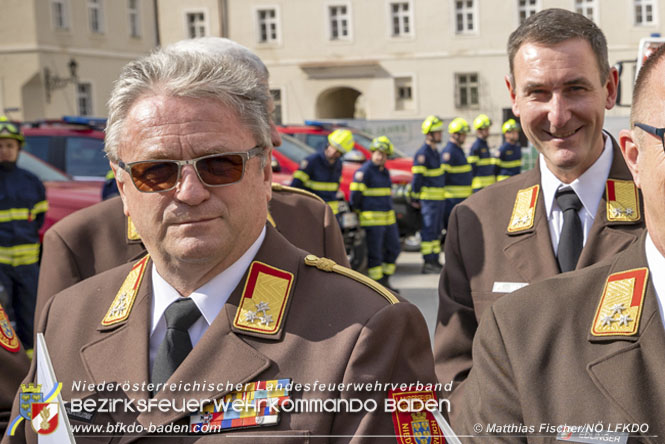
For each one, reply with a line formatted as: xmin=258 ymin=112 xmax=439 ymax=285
xmin=390 ymin=2 xmax=412 ymax=37
xmin=271 ymin=89 xmax=283 ymax=125
xmin=128 ymin=0 xmax=141 ymax=37
xmin=186 ymin=12 xmax=207 ymax=38
xmin=455 ymin=73 xmax=479 ymax=108
xmin=518 ymin=0 xmax=539 ymax=24
xmin=454 ymin=0 xmax=476 ymax=34
xmin=634 ymin=0 xmax=656 ymax=25
xmin=51 ymin=0 xmax=69 ymax=30
xmin=395 ymin=77 xmax=414 ymax=111
xmin=88 ymin=0 xmax=104 ymax=33
xmin=77 ymin=83 xmax=93 ymax=116
xmin=257 ymin=7 xmax=280 ymax=43
xmin=574 ymin=0 xmax=596 ymax=21
xmin=328 ymin=4 xmax=350 ymax=40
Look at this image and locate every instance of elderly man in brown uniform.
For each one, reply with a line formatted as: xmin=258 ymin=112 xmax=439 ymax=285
xmin=34 ymin=38 xmax=348 ymax=326
xmin=0 ymin=302 xmax=29 ymax=436
xmin=5 ymin=40 xmax=439 ymax=442
xmin=434 ymin=9 xmax=644 ymax=392
xmin=451 ymin=44 xmax=665 ymax=443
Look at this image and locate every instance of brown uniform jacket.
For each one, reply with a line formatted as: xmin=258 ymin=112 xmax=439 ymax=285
xmin=0 ymin=304 xmax=29 ymax=436
xmin=435 ymin=141 xmax=645 ymax=388
xmin=35 ymin=184 xmax=348 ymax=324
xmin=452 ymin=233 xmax=664 ymax=443
xmin=8 ymin=225 xmax=437 ymax=443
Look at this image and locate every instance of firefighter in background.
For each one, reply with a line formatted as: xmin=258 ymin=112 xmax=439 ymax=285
xmin=441 ymin=117 xmax=473 ymax=234
xmin=0 ymin=116 xmax=47 ymax=351
xmin=496 ymin=118 xmax=523 ymax=181
xmin=411 ymin=115 xmax=446 ymax=274
xmin=291 ymin=129 xmax=353 ymax=214
xmin=468 ymin=114 xmax=496 ymax=193
xmin=350 ymin=136 xmax=401 ymax=293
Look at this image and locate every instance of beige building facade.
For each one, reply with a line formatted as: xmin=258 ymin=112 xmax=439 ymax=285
xmin=0 ymin=0 xmax=157 ymax=121
xmin=158 ymin=0 xmax=659 ymax=143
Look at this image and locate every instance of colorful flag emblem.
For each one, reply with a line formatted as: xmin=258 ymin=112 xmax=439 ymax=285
xmin=30 ymin=403 xmax=58 ymax=435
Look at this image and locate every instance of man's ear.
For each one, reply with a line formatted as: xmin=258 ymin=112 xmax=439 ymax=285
xmin=618 ymin=129 xmax=641 ymax=188
xmin=111 ymin=162 xmax=131 ymax=217
xmin=505 ymin=74 xmax=520 ymax=117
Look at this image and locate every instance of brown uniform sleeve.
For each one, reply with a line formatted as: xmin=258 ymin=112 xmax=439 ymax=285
xmin=433 ymin=206 xmax=477 ymax=388
xmin=34 ymin=226 xmax=81 ymax=328
xmin=322 ymin=202 xmax=351 ymax=268
xmin=333 ymin=301 xmax=438 ymax=442
xmin=449 ymin=305 xmax=523 ymax=443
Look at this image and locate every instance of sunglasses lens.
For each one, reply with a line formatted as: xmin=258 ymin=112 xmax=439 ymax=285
xmin=196 ymin=154 xmax=245 ymax=186
xmin=130 ymin=161 xmax=179 ymax=192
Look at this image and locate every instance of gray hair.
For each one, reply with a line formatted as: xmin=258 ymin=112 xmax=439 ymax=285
xmin=105 ymin=38 xmax=272 ymax=163
xmin=507 ymin=8 xmax=610 ymax=85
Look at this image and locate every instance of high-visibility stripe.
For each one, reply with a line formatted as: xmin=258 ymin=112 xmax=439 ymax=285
xmin=497 ymin=175 xmax=511 ymax=182
xmin=472 ymin=175 xmax=496 ymax=189
xmin=327 ymin=200 xmax=340 ymax=214
xmin=467 ymin=155 xmax=479 ymax=164
xmin=433 ymin=239 xmax=441 ymax=254
xmin=419 ymin=187 xmax=446 ymax=200
xmin=421 ymin=240 xmax=436 ymax=255
xmin=0 ymin=243 xmax=40 ymax=266
xmin=422 ymin=166 xmax=445 ymax=177
xmin=444 ymin=164 xmax=472 ymax=174
xmin=446 ymin=185 xmax=473 ymax=198
xmin=309 ymin=181 xmax=339 ymax=192
xmin=476 ymin=158 xmax=496 ymax=166
xmin=499 ymin=159 xmax=522 ymax=168
xmin=362 ymin=187 xmax=391 ymax=197
xmin=382 ymin=263 xmax=396 ymax=276
xmin=411 ymin=165 xmax=426 ymax=174
xmin=32 ymin=200 xmax=49 ymax=215
xmin=360 ymin=210 xmax=396 ymax=226
xmin=368 ymin=266 xmax=383 ymax=280
xmin=350 ymin=182 xmax=366 ymax=191
xmin=293 ymin=170 xmax=310 ymax=182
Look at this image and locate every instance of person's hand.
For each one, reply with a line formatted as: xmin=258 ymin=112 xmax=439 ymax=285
xmin=410 ymin=200 xmax=421 ymax=209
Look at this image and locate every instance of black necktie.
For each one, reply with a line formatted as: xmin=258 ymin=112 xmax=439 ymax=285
xmin=555 ymin=188 xmax=583 ymax=273
xmin=151 ymin=298 xmax=201 ymax=389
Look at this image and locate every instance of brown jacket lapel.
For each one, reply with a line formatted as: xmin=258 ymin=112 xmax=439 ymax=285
xmin=503 ymin=163 xmax=560 ymax=282
xmin=587 ymin=237 xmax=665 ymax=443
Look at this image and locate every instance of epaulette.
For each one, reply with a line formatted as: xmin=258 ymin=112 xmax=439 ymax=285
xmin=101 ymin=255 xmax=150 ymax=327
xmin=304 ymin=255 xmax=399 ymax=305
xmin=605 ymin=179 xmax=641 ymax=222
xmin=126 ymin=217 xmax=142 ymax=242
xmin=590 ymin=267 xmax=648 ymax=337
xmin=232 ymin=261 xmax=294 ymax=339
xmin=507 ymin=185 xmax=539 ymax=233
xmin=271 ymin=183 xmax=325 ymax=204
xmin=0 ymin=304 xmax=20 ymax=352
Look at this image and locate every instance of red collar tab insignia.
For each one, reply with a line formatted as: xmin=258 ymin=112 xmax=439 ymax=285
xmin=31 ymin=402 xmax=59 ymax=435
xmin=507 ymin=185 xmax=539 ymax=233
xmin=606 ymin=180 xmax=640 ymax=222
xmin=0 ymin=304 xmax=20 ymax=352
xmin=388 ymin=389 xmax=444 ymax=444
xmin=189 ymin=378 xmax=291 ymax=433
xmin=101 ymin=255 xmax=150 ymax=327
xmin=126 ymin=217 xmax=142 ymax=242
xmin=233 ymin=262 xmax=294 ymax=336
xmin=591 ymin=268 xmax=648 ymax=337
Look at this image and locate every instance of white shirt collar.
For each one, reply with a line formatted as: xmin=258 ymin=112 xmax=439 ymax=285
xmin=645 ymin=232 xmax=665 ymax=327
xmin=540 ymin=132 xmax=613 ymax=219
xmin=150 ymin=225 xmax=267 ymax=334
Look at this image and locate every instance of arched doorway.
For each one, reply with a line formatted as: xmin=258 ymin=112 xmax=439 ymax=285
xmin=315 ymin=87 xmax=363 ymax=119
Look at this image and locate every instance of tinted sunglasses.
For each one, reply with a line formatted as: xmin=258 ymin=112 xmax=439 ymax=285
xmin=117 ymin=146 xmax=265 ymax=193
xmin=634 ymin=122 xmax=665 ymax=153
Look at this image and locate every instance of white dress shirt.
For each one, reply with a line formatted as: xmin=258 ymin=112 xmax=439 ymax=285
xmin=645 ymin=233 xmax=665 ymax=329
xmin=149 ymin=226 xmax=266 ymax=370
xmin=540 ymin=133 xmax=613 ymax=254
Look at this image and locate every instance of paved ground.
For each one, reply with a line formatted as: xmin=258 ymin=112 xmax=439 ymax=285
xmin=390 ymin=251 xmax=440 ymax=340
